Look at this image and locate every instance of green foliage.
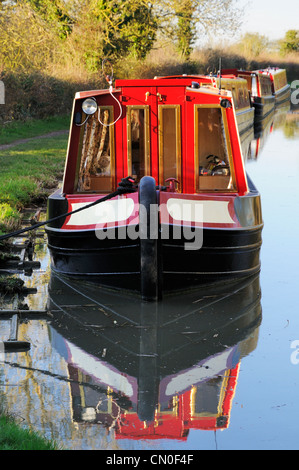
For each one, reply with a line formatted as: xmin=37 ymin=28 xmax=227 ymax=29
xmin=24 ymin=0 xmax=74 ymax=39
xmin=0 ymin=70 xmax=101 ymax=124
xmin=236 ymin=33 xmax=270 ymax=58
xmin=0 ymin=414 xmax=59 ymax=450
xmin=0 ymin=0 xmax=243 ymax=72
xmin=0 ymin=1 xmax=58 ymax=71
xmin=175 ymin=1 xmax=196 ymax=59
xmin=280 ymin=30 xmax=299 ymax=55
xmin=0 ymin=276 xmax=25 ymax=293
xmin=81 ymin=0 xmax=158 ymax=62
xmin=155 ymin=0 xmax=242 ymax=60
xmin=0 ymin=204 xmax=21 ymax=233
xmin=116 ymin=2 xmax=158 ymax=60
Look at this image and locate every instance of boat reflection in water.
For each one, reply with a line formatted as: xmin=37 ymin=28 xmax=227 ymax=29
xmin=47 ymin=272 xmax=261 ymax=441
xmin=243 ymin=101 xmax=291 ymax=162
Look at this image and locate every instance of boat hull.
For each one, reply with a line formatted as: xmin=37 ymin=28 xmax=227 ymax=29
xmin=46 ymin=221 xmax=262 ymax=294
xmin=236 ymin=107 xmax=255 ymax=135
xmin=275 ymin=84 xmax=291 ymax=105
xmin=252 ymin=95 xmax=275 ymax=122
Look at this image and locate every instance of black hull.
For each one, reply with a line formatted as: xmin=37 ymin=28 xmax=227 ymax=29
xmin=253 ymin=96 xmax=275 ymax=123
xmin=275 ymin=85 xmax=291 ymax=105
xmin=46 ymin=224 xmax=262 ymax=294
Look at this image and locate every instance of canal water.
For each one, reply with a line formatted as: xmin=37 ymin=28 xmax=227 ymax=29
xmin=0 ymin=105 xmax=299 ymax=451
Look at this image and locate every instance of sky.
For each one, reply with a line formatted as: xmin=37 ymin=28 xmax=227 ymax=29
xmin=237 ymin=0 xmax=299 ymax=41
xmin=201 ymin=0 xmax=299 ymax=46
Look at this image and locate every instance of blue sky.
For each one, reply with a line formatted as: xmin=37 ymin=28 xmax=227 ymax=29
xmin=237 ymin=0 xmax=299 ymax=40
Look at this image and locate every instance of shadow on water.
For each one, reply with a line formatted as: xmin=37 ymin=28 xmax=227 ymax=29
xmin=1 ymin=102 xmax=299 ymax=448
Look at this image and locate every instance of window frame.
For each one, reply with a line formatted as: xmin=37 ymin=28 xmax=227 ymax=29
xmin=158 ymin=104 xmax=181 ymax=188
xmin=194 ymin=103 xmax=236 ymax=193
xmin=75 ymin=105 xmax=115 ymax=193
xmin=126 ymin=105 xmax=150 ymax=179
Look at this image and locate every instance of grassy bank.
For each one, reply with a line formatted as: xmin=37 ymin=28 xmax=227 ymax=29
xmin=0 ymin=118 xmax=68 ymax=234
xmin=0 ymin=413 xmax=60 ymax=450
xmin=0 ymin=115 xmax=69 ymax=145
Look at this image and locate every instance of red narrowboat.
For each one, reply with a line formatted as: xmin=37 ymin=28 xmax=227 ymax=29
xmin=222 ymin=68 xmax=276 ymax=124
xmin=45 ymin=73 xmax=263 ymax=300
xmin=260 ymin=67 xmax=291 ymax=105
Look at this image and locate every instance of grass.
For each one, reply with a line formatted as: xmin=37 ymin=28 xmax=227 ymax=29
xmin=0 ymin=131 xmax=68 ymax=233
xmin=0 ymin=115 xmax=70 ymax=145
xmin=0 ymin=414 xmax=60 ymax=450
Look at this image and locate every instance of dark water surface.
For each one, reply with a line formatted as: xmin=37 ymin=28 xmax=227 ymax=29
xmin=0 ymin=106 xmax=299 ymax=450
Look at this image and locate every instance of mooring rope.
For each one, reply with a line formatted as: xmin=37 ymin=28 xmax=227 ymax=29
xmin=0 ymin=177 xmax=137 ymax=242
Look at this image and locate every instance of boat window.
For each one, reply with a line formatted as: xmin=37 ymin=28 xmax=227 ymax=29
xmin=127 ymin=106 xmax=150 ymax=182
xmin=259 ymin=75 xmax=272 ymax=96
xmin=192 ymin=376 xmax=226 ymax=417
xmin=231 ymin=87 xmax=238 ymax=109
xmin=195 ymin=106 xmax=236 ymax=192
xmin=76 ymin=106 xmax=114 ymax=192
xmin=158 ymin=105 xmax=181 ymax=185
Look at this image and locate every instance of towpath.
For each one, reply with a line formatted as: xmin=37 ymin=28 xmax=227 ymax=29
xmin=0 ymin=130 xmax=68 ymax=151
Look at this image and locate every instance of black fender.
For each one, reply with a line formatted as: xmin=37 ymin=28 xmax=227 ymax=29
xmin=139 ymin=176 xmax=160 ymax=301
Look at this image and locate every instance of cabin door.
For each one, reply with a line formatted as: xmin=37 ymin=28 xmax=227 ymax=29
xmin=123 ymin=85 xmax=184 ymax=189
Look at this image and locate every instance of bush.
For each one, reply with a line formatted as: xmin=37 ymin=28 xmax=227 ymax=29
xmin=0 ymin=70 xmax=102 ymax=124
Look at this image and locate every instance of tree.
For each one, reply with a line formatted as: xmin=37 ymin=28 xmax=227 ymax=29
xmin=0 ymin=0 xmax=59 ymax=71
xmin=116 ymin=1 xmax=158 ymax=60
xmin=24 ymin=0 xmax=75 ymax=39
xmin=237 ymin=33 xmax=269 ymax=58
xmin=280 ymin=30 xmax=299 ymax=55
xmin=0 ymin=0 xmax=244 ymax=74
xmin=63 ymin=0 xmax=158 ymax=71
xmin=152 ymin=0 xmax=243 ymax=60
xmin=175 ymin=1 xmax=196 ymax=59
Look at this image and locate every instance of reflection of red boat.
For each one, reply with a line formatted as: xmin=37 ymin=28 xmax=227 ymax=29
xmin=48 ymin=272 xmax=262 ymax=435
xmin=65 ymin=343 xmax=241 ymax=439
xmin=115 ymin=364 xmax=240 ymax=439
xmin=46 ymin=72 xmax=263 ymax=300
